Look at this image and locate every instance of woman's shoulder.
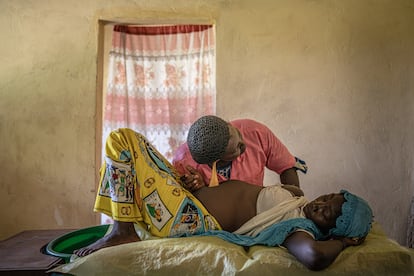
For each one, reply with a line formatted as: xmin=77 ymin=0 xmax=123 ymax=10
xmin=231 ymin=119 xmax=272 ymax=138
xmin=231 ymin=118 xmax=265 ymax=128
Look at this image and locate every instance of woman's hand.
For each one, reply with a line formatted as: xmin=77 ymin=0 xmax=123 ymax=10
xmin=180 ymin=165 xmax=206 ymax=192
xmin=336 ymin=236 xmax=366 ymax=249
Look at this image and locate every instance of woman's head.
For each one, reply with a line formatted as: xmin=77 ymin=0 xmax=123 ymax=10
xmin=304 ymin=190 xmax=373 ymax=238
xmin=304 ymin=193 xmax=344 ymax=233
xmin=187 ymin=115 xmax=246 ymax=164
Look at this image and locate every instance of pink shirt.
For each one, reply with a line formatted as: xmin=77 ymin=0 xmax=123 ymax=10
xmin=172 ymin=119 xmax=295 ymax=186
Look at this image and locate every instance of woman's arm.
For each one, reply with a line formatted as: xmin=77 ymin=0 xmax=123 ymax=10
xmin=280 ymin=168 xmax=300 ymax=187
xmin=282 ymin=231 xmax=345 ymax=271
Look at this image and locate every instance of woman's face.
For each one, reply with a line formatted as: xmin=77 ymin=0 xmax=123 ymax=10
xmin=220 ymin=125 xmax=246 ymax=161
xmin=304 ymin=193 xmax=345 ymax=233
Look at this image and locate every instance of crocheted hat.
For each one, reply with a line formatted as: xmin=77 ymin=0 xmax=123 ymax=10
xmin=329 ymin=190 xmax=373 ymax=238
xmin=187 ymin=115 xmax=230 ymax=164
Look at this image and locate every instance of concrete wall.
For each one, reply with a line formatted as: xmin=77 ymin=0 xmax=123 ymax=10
xmin=1 ymin=0 xmax=413 ymax=245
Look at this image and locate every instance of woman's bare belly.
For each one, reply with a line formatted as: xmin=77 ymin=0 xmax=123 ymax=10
xmin=193 ymin=180 xmax=263 ymax=232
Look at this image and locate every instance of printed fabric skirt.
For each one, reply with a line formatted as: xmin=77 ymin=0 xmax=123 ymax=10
xmin=94 ymin=128 xmax=221 ymax=237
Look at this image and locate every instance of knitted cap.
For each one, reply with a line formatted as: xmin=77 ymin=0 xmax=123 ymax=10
xmin=187 ymin=115 xmax=230 ymax=164
xmin=329 ymin=190 xmax=373 ymax=238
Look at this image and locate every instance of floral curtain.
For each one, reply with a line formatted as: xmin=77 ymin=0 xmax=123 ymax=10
xmin=103 ymin=24 xmax=216 ymax=161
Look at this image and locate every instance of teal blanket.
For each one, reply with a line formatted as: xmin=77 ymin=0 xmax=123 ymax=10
xmin=196 ymin=218 xmax=325 ymax=246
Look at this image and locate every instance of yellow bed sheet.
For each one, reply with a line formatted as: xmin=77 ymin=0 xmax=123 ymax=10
xmin=51 ymin=222 xmax=414 ymax=276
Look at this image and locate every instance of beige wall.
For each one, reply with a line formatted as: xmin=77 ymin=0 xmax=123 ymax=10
xmin=1 ymin=0 xmax=413 ymax=246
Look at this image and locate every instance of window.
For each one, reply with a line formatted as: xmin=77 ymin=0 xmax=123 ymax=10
xmin=96 ymin=22 xmax=216 ymax=224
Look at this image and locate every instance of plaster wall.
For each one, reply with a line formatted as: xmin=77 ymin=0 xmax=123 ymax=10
xmin=0 ymin=0 xmax=413 ymax=245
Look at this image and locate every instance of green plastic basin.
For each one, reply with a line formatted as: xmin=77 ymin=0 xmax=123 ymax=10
xmin=45 ymin=224 xmax=111 ymax=263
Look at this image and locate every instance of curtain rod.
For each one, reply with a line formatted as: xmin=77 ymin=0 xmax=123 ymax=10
xmin=99 ymin=19 xmax=216 ymax=26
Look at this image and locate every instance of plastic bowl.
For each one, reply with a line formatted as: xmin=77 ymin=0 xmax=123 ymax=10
xmin=45 ymin=224 xmax=111 ymax=263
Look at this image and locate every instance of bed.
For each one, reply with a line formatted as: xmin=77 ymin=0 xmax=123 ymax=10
xmin=49 ymin=222 xmax=413 ymax=275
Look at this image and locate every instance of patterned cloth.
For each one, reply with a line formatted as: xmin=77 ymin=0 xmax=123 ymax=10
xmin=216 ymin=163 xmax=231 ymax=179
xmin=294 ymin=157 xmax=308 ymax=174
xmin=94 ymin=128 xmax=221 ymax=238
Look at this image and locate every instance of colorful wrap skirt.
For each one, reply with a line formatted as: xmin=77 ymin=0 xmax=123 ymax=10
xmin=94 ymin=128 xmax=221 ymax=237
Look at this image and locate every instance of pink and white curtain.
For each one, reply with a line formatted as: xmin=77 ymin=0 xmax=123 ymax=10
xmin=103 ymin=24 xmax=216 ymax=161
